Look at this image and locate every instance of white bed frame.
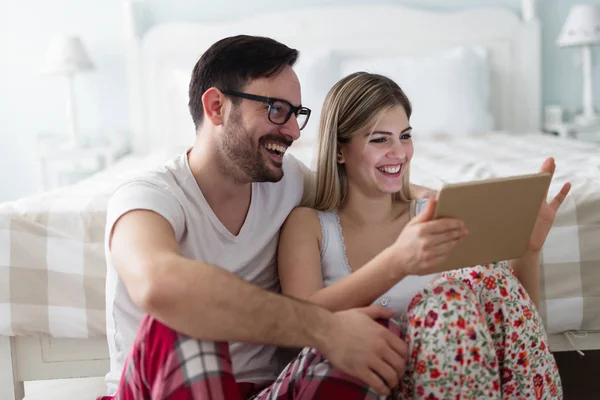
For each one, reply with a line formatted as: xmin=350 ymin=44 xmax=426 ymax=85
xmin=3 ymin=1 xmax=598 ymax=399
xmin=124 ymin=0 xmax=543 ymax=155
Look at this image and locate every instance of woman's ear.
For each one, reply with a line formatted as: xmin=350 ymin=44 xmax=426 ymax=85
xmin=336 ymin=149 xmax=345 ymax=164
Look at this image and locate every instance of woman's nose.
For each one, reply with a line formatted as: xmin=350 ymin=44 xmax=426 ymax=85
xmin=388 ymin=141 xmax=406 ymax=160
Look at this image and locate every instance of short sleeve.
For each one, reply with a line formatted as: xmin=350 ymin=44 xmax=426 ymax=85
xmin=291 ymin=156 xmax=316 ymax=208
xmin=106 ymin=180 xmax=186 ymax=244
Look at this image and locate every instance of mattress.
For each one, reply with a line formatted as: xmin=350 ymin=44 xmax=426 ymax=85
xmin=291 ymin=131 xmax=600 ymax=336
xmin=409 ymin=132 xmax=600 ymax=336
xmin=0 ymin=132 xmax=598 ymax=340
xmin=0 ymin=147 xmax=185 ymax=338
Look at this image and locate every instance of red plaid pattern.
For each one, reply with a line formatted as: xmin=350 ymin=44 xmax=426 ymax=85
xmin=98 ymin=315 xmax=398 ymax=400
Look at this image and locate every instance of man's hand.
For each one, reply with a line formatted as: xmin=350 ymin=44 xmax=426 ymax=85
xmin=318 ymin=306 xmax=408 ymax=396
xmin=527 ymin=157 xmax=571 ymax=252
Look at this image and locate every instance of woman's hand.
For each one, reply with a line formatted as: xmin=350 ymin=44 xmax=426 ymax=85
xmin=527 ymin=157 xmax=571 ymax=253
xmin=392 ymin=199 xmax=467 ymax=276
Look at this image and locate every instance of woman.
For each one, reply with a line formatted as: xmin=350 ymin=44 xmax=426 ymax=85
xmin=277 ymin=72 xmax=569 ymax=398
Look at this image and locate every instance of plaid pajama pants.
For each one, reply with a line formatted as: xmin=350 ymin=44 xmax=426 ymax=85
xmin=98 ymin=314 xmax=395 ymax=400
xmin=99 ymin=262 xmax=561 ymax=399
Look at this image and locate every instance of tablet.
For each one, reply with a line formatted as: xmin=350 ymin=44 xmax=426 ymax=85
xmin=431 ymin=172 xmax=551 ymax=273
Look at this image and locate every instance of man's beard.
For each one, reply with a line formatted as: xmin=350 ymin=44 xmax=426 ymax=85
xmin=218 ymin=107 xmax=290 ymax=183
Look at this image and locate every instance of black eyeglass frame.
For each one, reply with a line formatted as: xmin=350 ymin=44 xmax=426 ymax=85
xmin=221 ymin=90 xmax=311 ymax=130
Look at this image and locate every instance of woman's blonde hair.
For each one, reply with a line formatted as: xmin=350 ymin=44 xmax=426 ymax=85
xmin=314 ymin=72 xmax=413 ymax=211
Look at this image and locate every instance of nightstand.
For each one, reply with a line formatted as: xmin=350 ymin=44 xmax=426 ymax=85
xmin=544 ymin=122 xmax=600 ymax=144
xmin=36 ymin=133 xmax=131 ymax=190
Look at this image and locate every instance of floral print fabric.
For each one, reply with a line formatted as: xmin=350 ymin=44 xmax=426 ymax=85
xmin=396 ymin=261 xmax=562 ymax=399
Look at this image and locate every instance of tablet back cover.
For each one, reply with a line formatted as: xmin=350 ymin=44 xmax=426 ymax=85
xmin=432 ymin=172 xmax=551 ymax=272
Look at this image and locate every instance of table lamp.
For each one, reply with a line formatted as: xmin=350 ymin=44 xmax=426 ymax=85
xmin=557 ymin=4 xmax=600 ymax=126
xmin=40 ymin=35 xmax=94 ymax=147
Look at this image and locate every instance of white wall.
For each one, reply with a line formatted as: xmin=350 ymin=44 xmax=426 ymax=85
xmin=0 ymin=0 xmax=128 ymax=202
xmin=1 ymin=0 xmax=598 ymax=203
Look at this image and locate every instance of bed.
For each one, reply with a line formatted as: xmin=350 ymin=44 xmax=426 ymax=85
xmin=2 ymin=1 xmax=600 ymax=399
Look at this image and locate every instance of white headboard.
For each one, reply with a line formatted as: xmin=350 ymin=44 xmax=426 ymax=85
xmin=122 ymin=0 xmax=541 ymax=155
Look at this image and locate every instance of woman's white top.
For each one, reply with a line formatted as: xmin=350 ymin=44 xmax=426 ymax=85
xmin=316 ymin=199 xmax=439 ymax=316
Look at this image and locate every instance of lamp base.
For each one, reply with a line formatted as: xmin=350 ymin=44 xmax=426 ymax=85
xmin=574 ymin=113 xmax=600 ymax=127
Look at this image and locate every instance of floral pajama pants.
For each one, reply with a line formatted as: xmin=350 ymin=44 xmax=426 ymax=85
xmin=99 ymin=262 xmax=562 ymax=400
xmin=396 ymin=261 xmax=562 ymax=399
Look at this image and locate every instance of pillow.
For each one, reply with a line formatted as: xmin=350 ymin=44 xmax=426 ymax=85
xmin=293 ymin=50 xmax=341 ymax=145
xmin=340 ymin=46 xmax=494 ymax=135
xmin=165 ymin=68 xmax=197 ymax=144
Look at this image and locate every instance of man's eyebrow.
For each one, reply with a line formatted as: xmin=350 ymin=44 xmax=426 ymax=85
xmin=364 ymin=126 xmax=412 ymax=136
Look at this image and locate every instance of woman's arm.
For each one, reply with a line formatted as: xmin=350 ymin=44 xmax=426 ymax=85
xmin=278 ymin=208 xmax=407 ymax=312
xmin=278 ymin=202 xmax=464 ymax=311
xmin=509 ymin=158 xmax=571 ymax=310
xmin=277 ymin=207 xmax=325 ymax=301
xmin=410 ymin=183 xmax=437 ymax=199
xmin=510 ymin=251 xmax=540 ymax=308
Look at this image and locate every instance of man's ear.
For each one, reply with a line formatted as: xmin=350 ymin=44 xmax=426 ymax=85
xmin=202 ymin=87 xmax=226 ymax=126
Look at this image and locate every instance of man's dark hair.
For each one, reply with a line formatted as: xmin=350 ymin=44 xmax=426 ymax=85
xmin=188 ymin=35 xmax=299 ymax=129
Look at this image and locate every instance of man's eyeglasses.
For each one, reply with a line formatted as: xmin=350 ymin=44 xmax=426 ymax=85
xmin=221 ymin=90 xmax=311 ymax=130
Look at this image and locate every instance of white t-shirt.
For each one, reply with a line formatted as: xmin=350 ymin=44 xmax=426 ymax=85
xmin=104 ymin=150 xmax=306 ymax=395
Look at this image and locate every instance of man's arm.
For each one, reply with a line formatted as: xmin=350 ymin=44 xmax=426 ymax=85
xmin=111 ymin=209 xmax=410 ymax=395
xmin=111 ymin=207 xmax=411 ymax=395
xmin=110 ymin=209 xmax=330 ymax=347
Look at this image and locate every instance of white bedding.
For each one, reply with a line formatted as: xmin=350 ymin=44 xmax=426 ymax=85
xmin=1 ymin=132 xmax=598 ymax=339
xmin=411 ymin=133 xmax=600 ymax=334
xmin=0 ymin=148 xmax=185 ymax=338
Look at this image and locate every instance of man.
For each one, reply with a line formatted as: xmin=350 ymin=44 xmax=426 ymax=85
xmin=102 ymin=35 xmax=433 ymax=399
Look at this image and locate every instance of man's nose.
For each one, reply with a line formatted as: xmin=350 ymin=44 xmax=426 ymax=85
xmin=280 ymin=114 xmax=302 ymax=141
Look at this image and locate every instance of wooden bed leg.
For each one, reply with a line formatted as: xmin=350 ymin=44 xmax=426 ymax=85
xmin=0 ymin=336 xmax=25 ymax=400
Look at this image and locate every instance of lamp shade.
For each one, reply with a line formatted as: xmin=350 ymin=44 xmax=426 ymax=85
xmin=40 ymin=35 xmax=94 ymax=75
xmin=557 ymin=4 xmax=600 ymax=47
